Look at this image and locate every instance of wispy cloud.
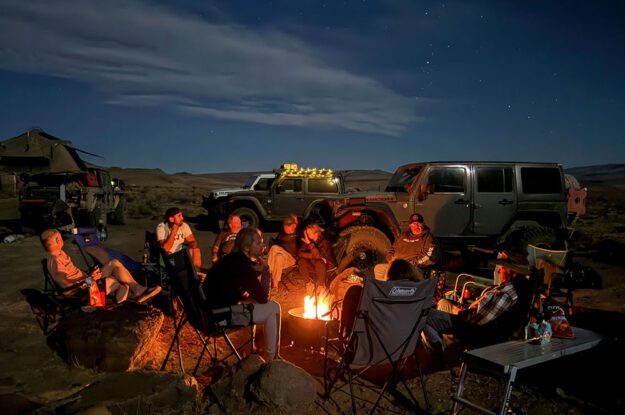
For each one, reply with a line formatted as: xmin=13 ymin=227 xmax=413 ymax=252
xmin=0 ymin=0 xmax=422 ymax=135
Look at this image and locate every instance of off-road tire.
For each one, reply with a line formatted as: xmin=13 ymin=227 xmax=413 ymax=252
xmin=336 ymin=226 xmax=392 ymax=273
xmin=503 ymin=226 xmax=559 ymax=253
xmin=108 ymin=197 xmax=127 ymax=225
xmin=232 ymin=207 xmax=260 ymax=229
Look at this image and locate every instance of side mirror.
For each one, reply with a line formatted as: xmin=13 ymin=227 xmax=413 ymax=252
xmin=275 ymin=185 xmax=283 ymax=194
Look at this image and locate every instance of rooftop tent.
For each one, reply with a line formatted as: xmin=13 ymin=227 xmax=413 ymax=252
xmin=0 ymin=129 xmax=90 ymax=174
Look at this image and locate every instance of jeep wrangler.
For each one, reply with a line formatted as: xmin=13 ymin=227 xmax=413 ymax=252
xmin=224 ymin=163 xmax=344 ymax=229
xmin=307 ymin=162 xmax=586 ymax=273
xmin=202 ymin=172 xmax=276 ymax=229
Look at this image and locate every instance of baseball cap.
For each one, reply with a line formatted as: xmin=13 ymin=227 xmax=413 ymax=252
xmin=409 ymin=213 xmax=424 ymax=224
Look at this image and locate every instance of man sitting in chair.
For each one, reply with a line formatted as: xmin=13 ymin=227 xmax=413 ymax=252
xmin=374 ymin=213 xmax=441 ymax=280
xmin=424 ymin=249 xmax=531 ymax=350
xmin=211 ymin=213 xmax=242 ymax=264
xmin=157 ymin=207 xmax=202 ymax=270
xmin=202 ymin=227 xmax=282 ymax=361
xmin=41 ymin=229 xmax=161 ymax=303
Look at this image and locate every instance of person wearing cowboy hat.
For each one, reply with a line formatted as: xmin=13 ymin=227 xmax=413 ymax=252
xmin=423 ymin=248 xmax=531 ymax=351
xmin=374 ymin=212 xmax=441 ymax=280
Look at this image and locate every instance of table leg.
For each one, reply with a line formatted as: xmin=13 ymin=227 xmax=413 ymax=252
xmin=499 ymin=366 xmax=518 ymax=415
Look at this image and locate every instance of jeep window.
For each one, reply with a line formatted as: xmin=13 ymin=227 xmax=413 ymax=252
xmin=477 ymin=167 xmax=513 ymax=192
xmin=427 ymin=167 xmax=466 ymax=193
xmin=308 ymin=178 xmax=339 ymax=193
xmin=254 ymin=178 xmax=274 ymax=191
xmin=521 ymin=167 xmax=562 ymax=194
xmin=280 ymin=178 xmax=303 ymax=193
xmin=385 ymin=166 xmax=423 ymax=192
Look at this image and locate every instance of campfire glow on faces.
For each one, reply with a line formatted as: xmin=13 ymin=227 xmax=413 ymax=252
xmin=303 ymin=294 xmax=332 ymax=320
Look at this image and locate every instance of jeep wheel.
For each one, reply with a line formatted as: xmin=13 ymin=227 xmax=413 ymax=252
xmin=232 ymin=207 xmax=260 ymax=229
xmin=336 ymin=226 xmax=391 ymax=274
xmin=503 ymin=226 xmax=560 ymax=253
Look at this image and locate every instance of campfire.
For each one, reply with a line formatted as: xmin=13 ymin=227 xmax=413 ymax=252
xmin=303 ymin=294 xmax=332 ymax=320
xmin=287 ymin=293 xmax=338 ymax=349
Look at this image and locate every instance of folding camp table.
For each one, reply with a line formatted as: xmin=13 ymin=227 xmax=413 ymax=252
xmin=452 ymin=327 xmax=602 ymax=415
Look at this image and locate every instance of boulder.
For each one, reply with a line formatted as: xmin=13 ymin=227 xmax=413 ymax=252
xmin=249 ymin=360 xmax=318 ymax=409
xmin=52 ymin=371 xmax=199 ymax=415
xmin=60 ymin=302 xmax=164 ymax=371
xmin=209 ymin=354 xmax=265 ymax=413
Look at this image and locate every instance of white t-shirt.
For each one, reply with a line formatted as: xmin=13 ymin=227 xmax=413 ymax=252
xmin=156 ymin=222 xmax=193 ymax=253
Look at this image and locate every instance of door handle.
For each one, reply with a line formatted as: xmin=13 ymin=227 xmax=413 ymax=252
xmin=498 ymin=199 xmax=514 ymax=206
xmin=296 ymin=197 xmax=305 ymax=201
xmin=454 ymin=198 xmax=469 ymax=206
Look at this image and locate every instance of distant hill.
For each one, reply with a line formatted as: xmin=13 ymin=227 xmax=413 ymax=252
xmin=566 ymin=164 xmax=625 ymax=184
xmin=106 ymin=167 xmax=392 ymax=191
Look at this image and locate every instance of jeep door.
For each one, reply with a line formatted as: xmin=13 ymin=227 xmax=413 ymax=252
xmin=472 ymin=165 xmax=516 ymax=235
xmin=272 ymin=177 xmax=306 ymax=217
xmin=414 ymin=165 xmax=471 ymax=236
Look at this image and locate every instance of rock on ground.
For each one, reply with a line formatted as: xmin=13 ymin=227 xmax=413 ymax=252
xmin=60 ymin=302 xmax=163 ymax=371
xmin=249 ymin=360 xmax=318 ymax=409
xmin=49 ymin=371 xmax=199 ymax=415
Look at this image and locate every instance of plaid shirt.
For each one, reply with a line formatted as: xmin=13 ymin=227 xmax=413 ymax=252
xmin=467 ymin=282 xmax=519 ymax=326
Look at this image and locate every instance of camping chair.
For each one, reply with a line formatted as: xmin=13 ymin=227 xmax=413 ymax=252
xmin=527 ymin=244 xmax=574 ymax=315
xmin=73 ymin=227 xmax=161 ymax=287
xmin=160 ymin=249 xmax=254 ymax=376
xmin=144 ymin=230 xmax=170 ymax=288
xmin=21 ymin=259 xmax=88 ymax=336
xmin=323 ymin=277 xmax=437 ymax=414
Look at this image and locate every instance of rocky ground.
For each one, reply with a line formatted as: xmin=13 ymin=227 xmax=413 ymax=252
xmin=0 ymin=171 xmax=624 ymax=414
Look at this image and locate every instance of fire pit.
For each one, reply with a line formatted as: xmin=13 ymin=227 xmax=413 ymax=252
xmin=287 ymin=295 xmax=339 ymax=349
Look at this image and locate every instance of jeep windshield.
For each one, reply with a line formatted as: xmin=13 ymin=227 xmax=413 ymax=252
xmin=242 ymin=175 xmax=260 ymax=189
xmin=385 ymin=165 xmax=423 ymax=192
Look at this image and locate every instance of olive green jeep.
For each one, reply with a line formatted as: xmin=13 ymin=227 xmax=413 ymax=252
xmin=307 ymin=161 xmax=586 ymax=272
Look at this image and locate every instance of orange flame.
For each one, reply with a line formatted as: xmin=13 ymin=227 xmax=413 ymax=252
xmin=303 ymin=294 xmax=331 ymax=320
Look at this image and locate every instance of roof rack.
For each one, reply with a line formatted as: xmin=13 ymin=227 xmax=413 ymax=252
xmin=276 ymin=163 xmax=334 ymax=179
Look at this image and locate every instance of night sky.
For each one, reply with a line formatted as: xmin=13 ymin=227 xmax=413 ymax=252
xmin=1 ymin=0 xmax=623 ymax=173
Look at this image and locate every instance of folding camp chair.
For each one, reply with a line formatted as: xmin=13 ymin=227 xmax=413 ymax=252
xmin=324 ymin=277 xmax=437 ymax=414
xmin=160 ymin=249 xmax=254 ymax=376
xmin=73 ymin=227 xmax=162 ymax=287
xmin=528 ymin=244 xmax=574 ymax=315
xmin=20 ymin=258 xmax=89 ymax=336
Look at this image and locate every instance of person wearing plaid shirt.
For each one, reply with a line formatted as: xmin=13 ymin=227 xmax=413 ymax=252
xmin=423 ymin=249 xmax=530 ymax=350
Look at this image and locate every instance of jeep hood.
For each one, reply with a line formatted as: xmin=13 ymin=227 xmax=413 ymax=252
xmin=211 ymin=187 xmax=247 ymax=196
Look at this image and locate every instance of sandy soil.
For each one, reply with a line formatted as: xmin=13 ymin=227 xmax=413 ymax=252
xmin=1 ymin=170 xmax=624 ymax=414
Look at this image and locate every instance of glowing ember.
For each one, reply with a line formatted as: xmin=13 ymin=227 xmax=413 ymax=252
xmin=303 ymin=294 xmax=331 ymax=320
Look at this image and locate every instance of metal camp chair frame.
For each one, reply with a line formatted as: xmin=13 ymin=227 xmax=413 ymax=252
xmin=323 ymin=277 xmax=437 ymax=414
xmin=160 ymin=249 xmax=254 ymax=376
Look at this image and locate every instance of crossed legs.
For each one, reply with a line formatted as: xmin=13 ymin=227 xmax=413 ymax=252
xmin=100 ymin=259 xmax=150 ymax=302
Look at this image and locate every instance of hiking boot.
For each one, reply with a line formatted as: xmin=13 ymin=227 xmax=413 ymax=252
xmin=137 ymin=286 xmax=162 ymax=303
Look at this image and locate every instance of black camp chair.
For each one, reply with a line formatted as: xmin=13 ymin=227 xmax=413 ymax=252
xmin=20 ymin=259 xmax=88 ymax=336
xmin=160 ymin=249 xmax=254 ymax=376
xmin=324 ymin=277 xmax=437 ymax=414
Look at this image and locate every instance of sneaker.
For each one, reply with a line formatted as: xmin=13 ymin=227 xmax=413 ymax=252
xmin=137 ymin=286 xmax=162 ymax=303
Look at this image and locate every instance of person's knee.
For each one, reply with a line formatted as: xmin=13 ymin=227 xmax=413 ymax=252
xmin=269 ymin=300 xmax=281 ymax=315
xmin=108 ymin=259 xmax=122 ymax=268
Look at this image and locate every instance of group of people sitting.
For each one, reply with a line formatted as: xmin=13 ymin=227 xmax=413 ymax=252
xmin=40 ymin=204 xmax=536 ymax=364
xmin=210 ymin=212 xmax=338 ymax=292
